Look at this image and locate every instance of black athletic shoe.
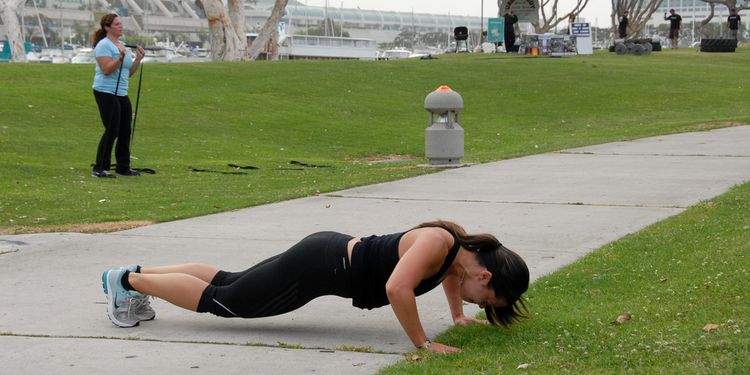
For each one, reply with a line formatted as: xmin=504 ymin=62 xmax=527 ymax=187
xmin=116 ymin=169 xmax=141 ymax=176
xmin=92 ymin=170 xmax=116 ymax=178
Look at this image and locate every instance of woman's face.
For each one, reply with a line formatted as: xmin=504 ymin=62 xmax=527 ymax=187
xmin=460 ymin=270 xmax=508 ymax=309
xmin=106 ymin=17 xmax=123 ymax=38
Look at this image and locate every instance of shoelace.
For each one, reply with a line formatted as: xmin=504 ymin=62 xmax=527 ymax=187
xmin=131 ymin=295 xmax=152 ymax=312
xmin=126 ymin=296 xmax=139 ymax=320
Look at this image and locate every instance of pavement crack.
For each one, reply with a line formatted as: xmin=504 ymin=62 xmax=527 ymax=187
xmin=0 ymin=332 xmax=401 ymax=355
xmin=323 ymin=194 xmax=687 ymax=209
xmin=557 ymin=151 xmax=749 ymax=158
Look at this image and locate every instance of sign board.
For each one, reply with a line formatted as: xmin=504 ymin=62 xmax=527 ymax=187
xmin=487 ymin=18 xmax=505 ymax=42
xmin=570 ymin=22 xmax=593 ymax=55
xmin=498 ymin=0 xmax=539 ymax=23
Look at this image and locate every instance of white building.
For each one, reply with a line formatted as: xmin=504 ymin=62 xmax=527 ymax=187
xmin=3 ymin=0 xmax=482 ymax=46
xmin=267 ymin=1 xmax=481 ymax=43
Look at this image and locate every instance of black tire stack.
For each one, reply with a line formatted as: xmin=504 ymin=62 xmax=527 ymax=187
xmin=610 ymin=38 xmax=660 ymax=53
xmin=700 ymin=39 xmax=737 ymax=53
xmin=614 ymin=41 xmax=653 ymax=56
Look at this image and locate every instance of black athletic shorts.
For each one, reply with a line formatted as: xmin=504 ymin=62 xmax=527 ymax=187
xmin=197 ymin=231 xmax=354 ymax=318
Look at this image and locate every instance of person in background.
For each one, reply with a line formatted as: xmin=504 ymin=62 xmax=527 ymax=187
xmin=728 ymin=9 xmax=741 ymax=40
xmin=618 ymin=10 xmax=629 ymax=39
xmin=567 ymin=13 xmax=577 ymax=35
xmin=91 ymin=13 xmax=145 ymax=178
xmin=665 ymin=9 xmax=682 ymax=49
xmin=504 ymin=10 xmax=519 ymax=52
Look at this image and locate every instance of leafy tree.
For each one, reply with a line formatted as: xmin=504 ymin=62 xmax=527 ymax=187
xmin=390 ymin=30 xmax=452 ymax=50
xmin=122 ymin=35 xmax=156 ymax=47
xmin=393 ymin=30 xmax=417 ymax=49
xmin=71 ymin=21 xmax=95 ymax=46
xmin=420 ymin=31 xmax=451 ymax=47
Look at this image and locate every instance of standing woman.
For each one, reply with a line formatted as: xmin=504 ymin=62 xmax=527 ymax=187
xmin=91 ymin=14 xmax=145 ymax=178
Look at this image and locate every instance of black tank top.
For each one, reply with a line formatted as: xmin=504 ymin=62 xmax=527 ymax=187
xmin=350 ymin=231 xmax=461 ymax=309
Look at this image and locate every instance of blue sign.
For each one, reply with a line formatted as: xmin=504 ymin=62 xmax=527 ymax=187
xmin=487 ymin=18 xmax=505 ymax=43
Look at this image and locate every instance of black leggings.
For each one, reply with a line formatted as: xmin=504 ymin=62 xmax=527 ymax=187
xmin=197 ymin=231 xmax=354 ymax=318
xmin=93 ymin=90 xmax=132 ymax=173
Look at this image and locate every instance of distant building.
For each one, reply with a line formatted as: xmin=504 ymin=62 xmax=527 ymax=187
xmin=257 ymin=0 xmax=482 ymax=43
xmin=4 ymin=0 xmax=481 ymax=46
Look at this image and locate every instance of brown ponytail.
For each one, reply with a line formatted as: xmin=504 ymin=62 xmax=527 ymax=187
xmin=92 ymin=13 xmax=118 ymax=48
xmin=412 ymin=220 xmax=529 ymax=327
xmin=411 ymin=220 xmax=501 ymax=253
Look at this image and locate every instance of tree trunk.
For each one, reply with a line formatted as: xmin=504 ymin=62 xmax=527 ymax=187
xmin=611 ymin=0 xmax=663 ymax=40
xmin=700 ymin=2 xmax=717 ymax=37
xmin=229 ymin=0 xmax=245 ymax=42
xmin=532 ymin=0 xmax=589 ymax=34
xmin=699 ymin=0 xmax=750 ymax=37
xmin=246 ymin=0 xmax=288 ymax=60
xmin=1 ymin=0 xmax=27 ymax=62
xmin=200 ymin=0 xmax=244 ymax=61
xmin=269 ymin=27 xmax=280 ymax=60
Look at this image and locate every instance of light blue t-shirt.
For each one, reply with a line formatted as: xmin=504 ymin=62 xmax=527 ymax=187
xmin=92 ymin=38 xmax=133 ymax=96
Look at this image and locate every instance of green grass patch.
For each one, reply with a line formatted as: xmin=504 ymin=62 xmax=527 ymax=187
xmin=381 ymin=181 xmax=750 ymax=374
xmin=1 ymin=49 xmax=749 ymax=231
xmin=276 ymin=341 xmax=303 ymax=349
xmin=335 ymin=345 xmax=375 ymax=353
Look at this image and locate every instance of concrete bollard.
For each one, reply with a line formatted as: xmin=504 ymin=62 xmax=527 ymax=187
xmin=424 ymin=85 xmax=464 ymax=166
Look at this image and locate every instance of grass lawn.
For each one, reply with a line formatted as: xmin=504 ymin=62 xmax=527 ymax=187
xmin=381 ymin=181 xmax=750 ymax=374
xmin=2 ymin=47 xmax=748 ymax=373
xmin=1 ymin=48 xmax=749 ymax=232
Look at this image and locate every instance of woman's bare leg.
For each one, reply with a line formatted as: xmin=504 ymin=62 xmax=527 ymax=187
xmin=140 ymin=263 xmax=220 ymax=283
xmin=128 ymin=273 xmax=207 ymax=311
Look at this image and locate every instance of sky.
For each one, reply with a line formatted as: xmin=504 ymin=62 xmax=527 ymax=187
xmin=299 ymin=1 xmax=613 ymax=27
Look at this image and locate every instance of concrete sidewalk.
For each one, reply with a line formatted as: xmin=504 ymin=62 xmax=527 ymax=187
xmin=2 ymin=126 xmax=749 ymax=374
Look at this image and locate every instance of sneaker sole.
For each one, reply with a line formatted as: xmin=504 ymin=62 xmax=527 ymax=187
xmin=102 ymin=270 xmax=139 ymax=328
xmin=138 ymin=313 xmax=156 ymax=321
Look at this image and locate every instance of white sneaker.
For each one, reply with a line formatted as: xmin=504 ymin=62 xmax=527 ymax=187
xmin=102 ymin=268 xmax=140 ymax=327
xmin=123 ymin=265 xmax=156 ymax=321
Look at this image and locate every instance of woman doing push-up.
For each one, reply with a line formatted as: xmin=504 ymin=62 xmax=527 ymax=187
xmin=102 ymin=220 xmax=529 ymax=353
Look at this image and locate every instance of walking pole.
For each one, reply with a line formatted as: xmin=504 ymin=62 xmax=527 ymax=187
xmin=119 ymin=45 xmax=155 ymax=175
xmin=125 ymin=44 xmax=144 ymax=151
xmin=114 ymin=56 xmax=123 ymax=96
xmin=131 ymin=60 xmax=143 ymax=151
